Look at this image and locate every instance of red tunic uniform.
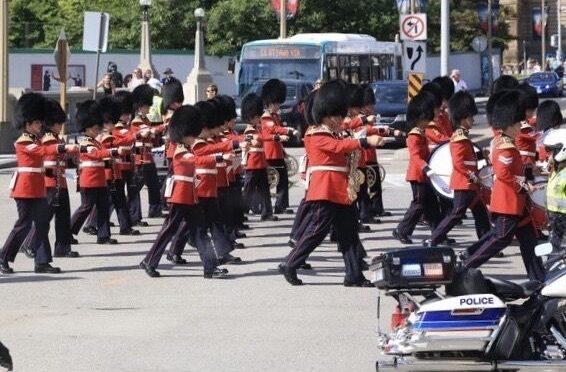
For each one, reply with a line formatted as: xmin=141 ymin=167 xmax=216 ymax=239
xmin=449 ymin=128 xmax=480 ymax=191
xmin=42 ymin=132 xmax=68 ymax=190
xmin=78 ymin=136 xmax=114 ymax=189
xmin=405 ymin=127 xmax=430 ymax=183
xmin=424 ymin=120 xmax=450 ymax=151
xmin=304 ymin=125 xmax=364 ymax=206
xmin=243 ymin=124 xmax=268 ymax=170
xmin=490 ymin=134 xmax=527 ymax=216
xmin=168 ymin=144 xmax=198 ymax=205
xmin=261 ymin=111 xmax=292 ymax=160
xmin=437 ymin=110 xmax=453 ymax=137
xmin=98 ymin=133 xmax=120 ymax=182
xmin=192 ymin=138 xmax=234 ymax=198
xmin=515 ymin=122 xmax=539 ymax=166
xmin=112 ymin=122 xmax=136 ymax=176
xmin=11 ymin=132 xmax=64 ymax=198
xmin=130 ymin=115 xmax=165 ymax=165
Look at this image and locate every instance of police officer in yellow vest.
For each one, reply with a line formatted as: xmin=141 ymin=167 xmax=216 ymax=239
xmin=544 ymin=129 xmax=566 ymax=251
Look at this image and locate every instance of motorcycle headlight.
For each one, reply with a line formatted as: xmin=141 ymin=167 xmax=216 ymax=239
xmin=546 ymin=84 xmax=550 ymax=89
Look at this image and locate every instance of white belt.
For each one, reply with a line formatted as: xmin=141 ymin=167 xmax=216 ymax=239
xmin=18 ymin=167 xmax=44 ymax=173
xmin=80 ymin=161 xmax=105 ymax=168
xmin=463 ymin=160 xmax=477 ymax=166
xmin=216 ymin=162 xmax=227 ymax=167
xmin=114 ymin=159 xmax=131 ymax=164
xmin=43 ymin=161 xmax=66 ymax=167
xmin=196 ymin=168 xmax=218 ymax=175
xmin=306 ymin=165 xmax=349 ymax=190
xmin=519 ymin=151 xmax=536 ymax=157
xmin=119 ymin=146 xmax=131 ymax=151
xmin=135 ymin=142 xmax=152 ymax=148
xmin=172 ymin=175 xmax=194 ymax=183
xmin=249 ymin=148 xmax=264 ymax=153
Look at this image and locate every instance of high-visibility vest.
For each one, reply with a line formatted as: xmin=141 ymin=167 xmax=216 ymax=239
xmin=547 ymin=167 xmax=566 ymax=214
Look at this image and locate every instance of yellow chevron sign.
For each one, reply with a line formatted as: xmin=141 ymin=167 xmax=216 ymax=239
xmin=407 ymin=73 xmax=424 ymax=102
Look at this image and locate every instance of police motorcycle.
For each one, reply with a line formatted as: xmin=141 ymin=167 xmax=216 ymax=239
xmin=369 ymin=245 xmax=566 ymax=371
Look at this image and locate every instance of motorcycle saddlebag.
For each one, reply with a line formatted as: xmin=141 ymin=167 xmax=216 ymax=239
xmin=369 ymin=247 xmax=455 ymax=289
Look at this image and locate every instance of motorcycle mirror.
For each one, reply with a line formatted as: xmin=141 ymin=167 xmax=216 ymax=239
xmin=535 ymin=242 xmax=553 ymax=257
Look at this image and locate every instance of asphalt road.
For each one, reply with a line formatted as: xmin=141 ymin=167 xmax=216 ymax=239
xmin=0 ymin=96 xmax=560 ymax=371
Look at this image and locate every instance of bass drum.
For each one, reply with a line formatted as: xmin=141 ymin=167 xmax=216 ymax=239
xmin=428 ymin=142 xmax=484 ymax=199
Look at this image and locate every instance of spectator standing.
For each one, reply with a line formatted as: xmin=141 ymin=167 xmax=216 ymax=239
xmin=450 ymin=69 xmax=468 ymax=92
xmin=129 ymin=68 xmax=145 ymax=90
xmin=107 ymin=62 xmax=123 ymax=88
xmin=206 ymin=84 xmax=218 ymax=99
xmin=161 ymin=68 xmax=179 ymax=85
xmin=97 ymin=73 xmax=116 ymax=96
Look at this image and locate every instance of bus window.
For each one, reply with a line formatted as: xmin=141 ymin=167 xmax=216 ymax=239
xmin=359 ymin=55 xmax=371 ymax=83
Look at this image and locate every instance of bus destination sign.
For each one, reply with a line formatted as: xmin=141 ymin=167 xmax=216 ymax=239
xmin=243 ymin=45 xmax=320 ymax=60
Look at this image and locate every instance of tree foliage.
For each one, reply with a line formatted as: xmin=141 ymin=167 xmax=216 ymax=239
xmin=8 ymin=0 xmax=513 ymax=57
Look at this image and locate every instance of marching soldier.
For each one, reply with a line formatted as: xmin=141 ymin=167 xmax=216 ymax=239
xmin=21 ymin=98 xmax=79 ymax=258
xmin=140 ymin=105 xmax=226 ymax=279
xmin=0 ymin=93 xmax=78 ymax=274
xmin=129 ymin=84 xmax=166 ymax=224
xmin=463 ymin=90 xmax=544 ymax=281
xmin=279 ymin=80 xmax=384 ymax=286
xmin=431 ymin=76 xmax=455 ymax=137
xmin=260 ymin=79 xmax=299 ymax=214
xmin=392 ymin=92 xmax=441 ymax=244
xmin=70 ymin=100 xmax=127 ymax=244
xmin=424 ymin=91 xmax=490 ymax=247
xmin=241 ymin=93 xmax=275 ymax=221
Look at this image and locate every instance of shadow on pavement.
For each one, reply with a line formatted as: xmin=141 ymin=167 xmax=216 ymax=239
xmin=0 ymin=275 xmax=82 ymax=283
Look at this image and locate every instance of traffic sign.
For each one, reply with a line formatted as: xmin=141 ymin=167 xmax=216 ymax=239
xmin=400 ymin=13 xmax=427 ymax=41
xmin=407 ymin=73 xmax=424 ymax=102
xmin=82 ymin=11 xmax=109 ymax=52
xmin=403 ymin=41 xmax=426 ymax=74
xmin=53 ymin=29 xmax=70 ymax=80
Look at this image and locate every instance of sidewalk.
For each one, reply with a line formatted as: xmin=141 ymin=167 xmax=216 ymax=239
xmin=0 ymin=154 xmax=16 ymax=169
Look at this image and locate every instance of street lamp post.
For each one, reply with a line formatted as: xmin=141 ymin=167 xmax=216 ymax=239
xmin=0 ymin=0 xmax=10 ymax=153
xmin=139 ymin=0 xmax=158 ymax=79
xmin=184 ymin=8 xmax=213 ymax=104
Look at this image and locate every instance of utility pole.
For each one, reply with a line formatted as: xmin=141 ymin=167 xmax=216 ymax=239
xmin=0 ymin=0 xmax=9 ymax=153
xmin=440 ymin=0 xmax=450 ymax=75
xmin=410 ymin=0 xmax=415 ymax=14
xmin=487 ymin=0 xmax=494 ymax=89
xmin=280 ymin=0 xmax=287 ymax=39
xmin=558 ymin=0 xmax=563 ymax=61
xmin=542 ymin=0 xmax=546 ymax=67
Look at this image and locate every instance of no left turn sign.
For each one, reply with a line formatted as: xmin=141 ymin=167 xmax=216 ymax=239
xmin=400 ymin=13 xmax=427 ymax=41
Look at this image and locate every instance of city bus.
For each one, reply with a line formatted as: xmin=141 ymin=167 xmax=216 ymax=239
xmin=236 ymin=33 xmax=401 ymax=97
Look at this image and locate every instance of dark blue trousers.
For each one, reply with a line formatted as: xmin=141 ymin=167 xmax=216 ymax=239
xmin=71 ymin=187 xmax=111 ymax=239
xmin=267 ymin=159 xmax=289 ymax=211
xmin=430 ymin=189 xmax=490 ymax=245
xmin=129 ymin=163 xmax=162 ymax=222
xmin=1 ymin=198 xmax=52 ymax=265
xmin=243 ymin=169 xmax=272 ymax=218
xmin=285 ymin=201 xmax=365 ymax=282
xmin=144 ymin=204 xmax=217 ymax=272
xmin=396 ymin=181 xmax=440 ymax=236
xmin=464 ymin=213 xmax=545 ymax=281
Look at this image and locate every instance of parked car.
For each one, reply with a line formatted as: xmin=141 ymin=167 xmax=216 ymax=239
xmin=235 ymin=79 xmax=313 ymax=144
xmin=527 ymin=72 xmax=564 ymax=97
xmin=370 ymin=80 xmax=408 ymax=147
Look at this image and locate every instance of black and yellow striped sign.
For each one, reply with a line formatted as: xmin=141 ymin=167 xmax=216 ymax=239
xmin=407 ymin=73 xmax=424 ymax=102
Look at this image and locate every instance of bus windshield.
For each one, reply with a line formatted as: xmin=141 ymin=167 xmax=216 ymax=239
xmin=238 ymin=59 xmax=320 ymax=97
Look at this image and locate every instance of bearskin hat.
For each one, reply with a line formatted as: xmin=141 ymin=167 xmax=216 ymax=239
xmin=98 ymin=96 xmax=121 ymax=125
xmin=76 ymin=100 xmax=103 ymax=132
xmin=448 ymin=91 xmax=478 ymax=125
xmin=536 ymin=100 xmax=563 ymax=132
xmin=420 ymin=82 xmax=443 ymax=108
xmin=407 ymin=92 xmax=436 ymax=128
xmin=241 ymin=93 xmax=263 ymax=123
xmin=161 ymin=81 xmax=184 ymax=113
xmin=491 ymin=90 xmax=526 ymax=130
xmin=347 ymin=84 xmax=364 ymax=109
xmin=43 ymin=98 xmax=67 ymax=129
xmin=312 ymin=79 xmax=348 ymax=123
xmin=491 ymin=75 xmax=519 ymax=95
xmin=517 ymin=82 xmax=539 ymax=111
xmin=261 ymin=79 xmax=287 ymax=105
xmin=195 ymin=101 xmax=217 ymax=129
xmin=131 ymin=84 xmax=155 ymax=110
xmin=114 ymin=91 xmax=134 ymax=117
xmin=12 ymin=92 xmax=46 ymax=130
xmin=362 ymin=84 xmax=376 ymax=107
xmin=303 ymin=90 xmax=317 ymax=126
xmin=215 ymin=94 xmax=237 ymax=122
xmin=432 ymin=76 xmax=455 ymax=101
xmin=168 ymin=105 xmax=203 ymax=143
